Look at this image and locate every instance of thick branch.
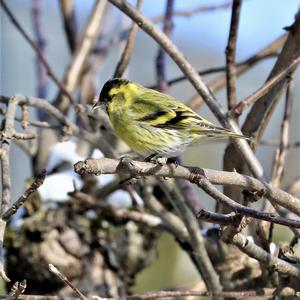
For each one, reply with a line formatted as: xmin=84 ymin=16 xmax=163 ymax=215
xmin=74 ymin=158 xmax=300 ymax=220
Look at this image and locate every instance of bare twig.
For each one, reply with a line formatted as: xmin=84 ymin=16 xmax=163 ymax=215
xmin=1 ymin=169 xmax=46 ymax=221
xmin=231 ymin=55 xmax=300 ymax=117
xmin=194 ymin=174 xmax=300 ymax=227
xmin=0 ymin=96 xmax=21 ymax=282
xmin=7 ymin=280 xmax=27 ymax=299
xmin=59 ymin=0 xmax=77 ymax=53
xmin=31 ymin=0 xmax=48 ymax=100
xmin=20 ymin=104 xmax=30 ymax=130
xmin=114 ymin=0 xmax=143 ymax=77
xmin=157 ymin=179 xmax=222 ymax=293
xmin=54 ymin=0 xmax=107 ymax=112
xmin=271 ymin=75 xmax=294 ymax=187
xmin=69 ymin=190 xmax=164 ymax=228
xmin=155 ymin=0 xmax=174 ymax=92
xmin=187 ymin=34 xmax=286 ymax=110
xmin=49 ymin=264 xmax=88 ymax=300
xmin=0 ymin=95 xmax=116 ymax=157
xmin=226 ymin=0 xmax=242 ymax=110
xmin=261 ymin=140 xmax=300 ymax=148
xmin=197 ymin=209 xmax=239 ymax=225
xmin=229 ymin=232 xmax=300 ymax=278
xmin=151 ymin=1 xmax=232 ymax=23
xmin=148 ymin=52 xmax=278 ymax=89
xmin=73 ymin=158 xmax=300 ymax=221
xmin=241 ymin=12 xmax=300 ymax=142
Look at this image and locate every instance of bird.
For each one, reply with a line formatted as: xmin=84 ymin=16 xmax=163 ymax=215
xmin=93 ymin=78 xmax=249 ymax=162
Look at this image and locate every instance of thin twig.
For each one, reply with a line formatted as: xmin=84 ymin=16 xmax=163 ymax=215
xmin=148 ymin=52 xmax=278 ymax=89
xmin=69 ymin=190 xmax=164 ymax=228
xmin=226 ymin=0 xmax=242 ymax=111
xmin=1 ymin=169 xmax=46 ymax=221
xmin=156 ymin=179 xmax=222 ymax=293
xmin=59 ymin=0 xmax=77 ymax=52
xmin=187 ymin=34 xmax=286 ymax=110
xmin=48 ymin=264 xmax=88 ymax=300
xmin=31 ymin=0 xmax=48 ymax=100
xmin=114 ymin=0 xmax=143 ymax=77
xmin=231 ymin=55 xmax=300 ymax=117
xmin=241 ymin=13 xmax=300 ymax=143
xmin=151 ymin=1 xmax=232 ymax=23
xmin=0 ymin=95 xmax=116 ymax=157
xmin=197 ymin=209 xmax=239 ymax=225
xmin=155 ymin=0 xmax=174 ymax=92
xmin=54 ymin=0 xmax=107 ymax=112
xmin=271 ymin=75 xmax=294 ymax=187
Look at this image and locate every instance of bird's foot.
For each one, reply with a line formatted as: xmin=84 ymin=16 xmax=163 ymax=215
xmin=144 ymin=153 xmax=166 ymax=165
xmin=189 ymin=166 xmax=207 ymax=183
xmin=166 ymin=157 xmax=179 ymax=168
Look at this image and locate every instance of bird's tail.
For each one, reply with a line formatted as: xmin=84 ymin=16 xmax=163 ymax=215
xmin=192 ymin=125 xmax=251 ymax=141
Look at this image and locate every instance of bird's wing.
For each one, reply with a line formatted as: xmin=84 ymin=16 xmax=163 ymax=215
xmin=129 ymin=89 xmax=216 ymax=130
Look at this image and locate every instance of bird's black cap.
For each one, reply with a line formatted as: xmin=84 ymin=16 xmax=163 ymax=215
xmin=99 ymin=78 xmax=129 ymax=103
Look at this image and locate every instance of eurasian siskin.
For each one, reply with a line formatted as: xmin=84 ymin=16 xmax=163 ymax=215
xmin=94 ymin=78 xmax=248 ymax=160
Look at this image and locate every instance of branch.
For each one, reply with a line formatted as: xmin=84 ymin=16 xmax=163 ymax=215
xmin=73 ymin=158 xmax=300 ymax=219
xmin=226 ymin=0 xmax=242 ymax=110
xmin=187 ymin=34 xmax=286 ymax=110
xmin=69 ymin=191 xmax=165 ymax=229
xmin=31 ymin=0 xmax=48 ymax=100
xmin=59 ymin=0 xmax=77 ymax=53
xmin=230 ymin=232 xmax=300 ymax=278
xmin=48 ymin=264 xmax=88 ymax=300
xmin=108 ymin=0 xmax=264 ymax=180
xmin=113 ymin=0 xmax=143 ymax=77
xmin=231 ymin=54 xmax=300 ymax=117
xmin=148 ymin=52 xmax=278 ymax=89
xmin=0 ymin=95 xmax=116 ymax=157
xmin=271 ymin=75 xmax=294 ymax=187
xmin=1 ymin=169 xmax=46 ymax=221
xmin=0 ymin=95 xmax=19 ymax=283
xmin=241 ymin=11 xmax=300 ymax=142
xmin=151 ymin=1 xmax=232 ymax=23
xmin=2 ymin=288 xmax=300 ymax=299
xmin=155 ymin=0 xmax=174 ymax=92
xmin=54 ymin=0 xmax=107 ymax=112
xmin=155 ymin=179 xmax=222 ymax=293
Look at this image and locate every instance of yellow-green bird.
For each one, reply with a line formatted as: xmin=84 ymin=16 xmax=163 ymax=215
xmin=94 ymin=78 xmax=248 ymax=160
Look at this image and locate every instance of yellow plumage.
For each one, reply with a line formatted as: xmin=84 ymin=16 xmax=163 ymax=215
xmin=94 ymin=78 xmax=248 ymax=159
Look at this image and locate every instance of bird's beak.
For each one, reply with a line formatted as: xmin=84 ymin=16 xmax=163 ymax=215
xmin=92 ymin=101 xmax=101 ymax=110
xmin=92 ymin=96 xmax=101 ymax=110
